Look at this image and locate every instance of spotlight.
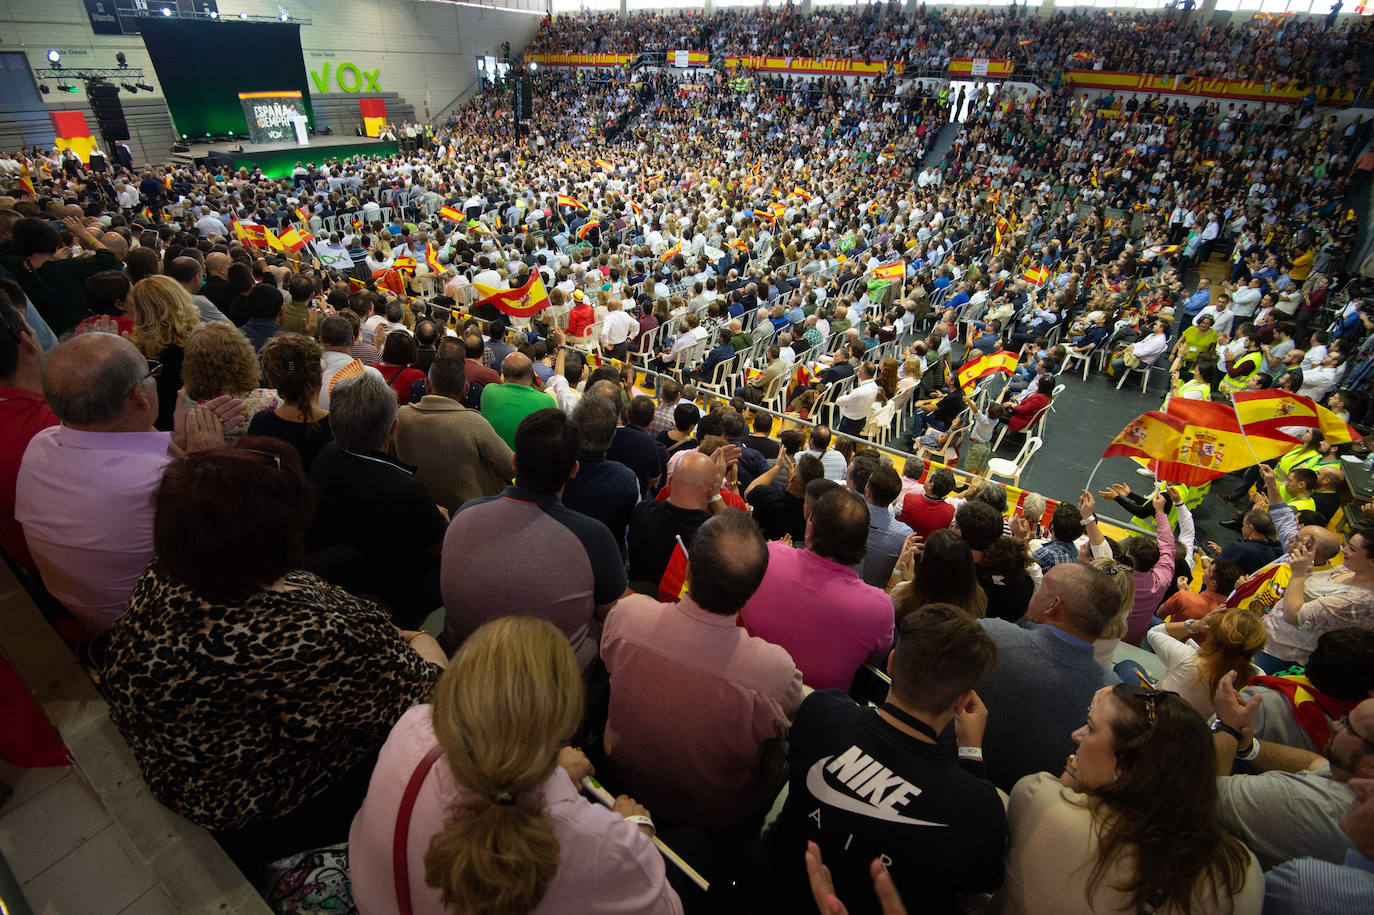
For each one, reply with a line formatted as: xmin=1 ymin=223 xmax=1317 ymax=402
xmin=530 ymin=61 xmax=538 ymax=72
xmin=161 ymin=7 xmax=172 ymax=16
xmin=116 ymin=52 xmax=127 ymax=68
xmin=209 ymin=10 xmax=218 ymax=18
xmin=239 ymin=11 xmax=248 ymax=18
xmin=46 ymin=49 xmax=60 ymax=66
xmin=280 ymin=12 xmax=289 ymax=21
xmin=136 ymin=82 xmax=155 ymax=92
xmin=122 ymin=82 xmax=138 ymax=93
xmin=39 ymin=84 xmax=50 ymax=94
xmin=57 ymin=82 xmax=77 ymax=93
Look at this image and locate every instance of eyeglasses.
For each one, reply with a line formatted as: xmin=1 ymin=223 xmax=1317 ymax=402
xmin=1102 ymin=564 xmax=1130 ymax=577
xmin=1130 ymin=687 xmax=1178 ymax=728
xmin=142 ymin=359 xmax=163 ymax=382
xmin=1336 ymin=714 xmax=1374 ymax=752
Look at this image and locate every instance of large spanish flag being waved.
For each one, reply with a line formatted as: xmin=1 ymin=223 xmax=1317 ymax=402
xmin=473 ymin=272 xmax=551 ymax=320
xmin=1231 ymin=389 xmax=1360 ymax=445
xmin=1104 ymin=400 xmax=1296 ymax=487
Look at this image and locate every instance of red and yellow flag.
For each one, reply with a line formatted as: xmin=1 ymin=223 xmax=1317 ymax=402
xmin=392 ymin=255 xmax=418 ymax=274
xmin=348 ymin=276 xmax=367 ymax=291
xmin=657 ymin=538 xmax=690 ymax=603
xmin=294 ymin=206 xmax=309 ymax=223
xmin=787 ymin=362 xmax=813 ymax=400
xmin=557 ymin=193 xmax=586 ymax=210
xmin=628 ymin=200 xmax=642 ymax=217
xmin=957 ymin=351 xmax=1019 ymax=394
xmin=438 ymin=205 xmax=464 ymax=222
xmin=16 ymin=163 xmax=35 ymax=198
xmin=425 ymin=242 xmax=442 ymax=274
xmin=1022 ymin=265 xmax=1050 ymax=286
xmin=594 ymin=158 xmax=614 ymax=171
xmin=261 ymin=225 xmax=285 ymax=251
xmin=661 ymin=240 xmax=681 ymax=262
xmin=1232 ymin=390 xmax=1359 ymax=444
xmin=1108 ymin=401 xmax=1297 ymax=487
xmin=872 ymin=261 xmax=905 ymax=281
xmin=576 ymin=219 xmax=600 ymax=240
xmin=753 ymin=207 xmax=776 ymax=223
xmin=277 ymin=226 xmax=314 ymax=253
xmin=472 ymin=272 xmax=551 ymax=319
xmin=790 ymin=187 xmax=812 ymax=201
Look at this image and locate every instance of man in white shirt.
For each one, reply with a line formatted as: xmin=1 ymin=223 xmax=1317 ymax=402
xmin=835 ymin=362 xmax=880 ymax=436
xmin=319 ymin=315 xmax=384 ymax=409
xmin=1229 ymin=278 xmax=1263 ymax=318
xmin=193 ymin=206 xmax=228 ymax=239
xmin=800 ymin=425 xmax=848 ymax=482
xmin=600 ymin=300 xmax=639 ymax=359
xmin=1110 ymin=320 xmax=1169 ymax=376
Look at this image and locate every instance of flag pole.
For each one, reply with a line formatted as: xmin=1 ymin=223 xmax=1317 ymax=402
xmin=1227 ymin=392 xmax=1265 ymax=470
xmin=1083 ymin=456 xmax=1105 ymax=502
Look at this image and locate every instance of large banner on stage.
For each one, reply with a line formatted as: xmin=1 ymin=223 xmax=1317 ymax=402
xmin=238 ymin=91 xmax=307 ymax=144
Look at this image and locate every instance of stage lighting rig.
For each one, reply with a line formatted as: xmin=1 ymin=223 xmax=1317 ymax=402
xmin=136 ymin=82 xmax=155 ymax=92
xmin=122 ymin=83 xmax=139 ymax=93
xmin=46 ymin=50 xmax=60 ymax=66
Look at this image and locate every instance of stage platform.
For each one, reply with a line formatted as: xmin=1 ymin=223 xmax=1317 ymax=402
xmin=182 ymin=135 xmax=398 ymax=178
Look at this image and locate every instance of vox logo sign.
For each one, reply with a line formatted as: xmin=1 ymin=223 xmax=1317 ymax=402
xmin=310 ymin=62 xmax=380 ymax=94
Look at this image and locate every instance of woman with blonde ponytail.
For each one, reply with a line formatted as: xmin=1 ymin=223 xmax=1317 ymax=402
xmin=349 ymin=617 xmax=682 ymax=914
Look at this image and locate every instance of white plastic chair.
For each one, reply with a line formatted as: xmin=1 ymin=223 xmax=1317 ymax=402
xmin=1115 ymin=356 xmax=1159 ymax=393
xmin=986 ymin=435 xmax=1042 ymax=489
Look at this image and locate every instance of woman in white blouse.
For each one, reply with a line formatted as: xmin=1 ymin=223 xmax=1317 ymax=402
xmin=1145 ymin=608 xmax=1268 ymax=718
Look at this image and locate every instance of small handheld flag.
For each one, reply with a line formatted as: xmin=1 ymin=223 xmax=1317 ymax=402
xmin=438 ymin=205 xmax=464 ymax=222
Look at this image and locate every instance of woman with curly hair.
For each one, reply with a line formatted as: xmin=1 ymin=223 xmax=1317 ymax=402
xmin=875 ymin=356 xmax=899 ymax=403
xmin=997 ymin=685 xmax=1262 ymax=913
xmin=181 ymin=322 xmax=279 ymax=442
xmin=247 ymin=334 xmax=333 ymax=471
xmin=130 ymin=274 xmax=200 ymax=430
xmin=1146 ymin=609 xmax=1268 ymax=718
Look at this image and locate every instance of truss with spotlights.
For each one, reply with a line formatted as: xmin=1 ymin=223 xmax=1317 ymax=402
xmin=115 ymin=9 xmax=311 ymax=24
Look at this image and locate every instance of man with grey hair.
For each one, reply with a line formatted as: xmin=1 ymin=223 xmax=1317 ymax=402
xmin=166 ymin=255 xmax=229 ymax=324
xmin=15 ymin=332 xmax=235 ymax=632
xmin=309 ymin=371 xmax=448 ymax=625
xmin=318 ymin=314 xmax=382 ymax=410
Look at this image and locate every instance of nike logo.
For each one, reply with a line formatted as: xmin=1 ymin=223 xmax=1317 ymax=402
xmin=806 ymin=746 xmax=948 ymax=827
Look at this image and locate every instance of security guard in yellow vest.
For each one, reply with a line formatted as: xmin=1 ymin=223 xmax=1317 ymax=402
xmin=1218 ymin=340 xmax=1263 ymax=394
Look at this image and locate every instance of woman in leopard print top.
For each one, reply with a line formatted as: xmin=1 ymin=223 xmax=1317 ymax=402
xmin=99 ymin=439 xmax=446 ymax=862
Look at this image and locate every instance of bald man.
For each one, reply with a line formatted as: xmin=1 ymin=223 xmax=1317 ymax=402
xmin=100 ymin=231 xmax=129 ymax=261
xmin=478 ymin=351 xmax=555 ymax=449
xmin=626 ymin=448 xmax=732 ymax=594
xmin=14 ymin=333 xmax=234 ymax=632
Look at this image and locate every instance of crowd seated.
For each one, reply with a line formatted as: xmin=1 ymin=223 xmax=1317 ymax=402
xmin=2 ymin=4 xmax=1374 ymax=914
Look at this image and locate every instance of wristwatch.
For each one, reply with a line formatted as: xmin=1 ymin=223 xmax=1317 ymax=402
xmin=1208 ymin=714 xmax=1242 ymax=742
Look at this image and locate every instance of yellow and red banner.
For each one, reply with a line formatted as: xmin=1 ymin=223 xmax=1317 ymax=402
xmin=948 ymin=58 xmax=1015 ymax=77
xmin=473 ymin=272 xmax=551 ymax=320
xmin=359 ymin=98 xmax=386 ymax=138
xmin=438 ymin=205 xmax=464 ymax=223
xmin=51 ymin=111 xmax=97 ymax=163
xmin=1064 ymin=69 xmax=1356 ymax=105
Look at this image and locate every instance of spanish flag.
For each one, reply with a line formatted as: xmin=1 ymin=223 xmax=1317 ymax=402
xmin=294 ymin=206 xmax=310 ymax=223
xmin=392 ymin=255 xmax=418 ymax=274
xmin=348 ymin=277 xmax=367 ymax=291
xmin=16 ymin=163 xmax=35 ymax=198
xmin=1115 ymin=400 xmax=1296 ymax=487
xmin=661 ymin=240 xmax=681 ymax=262
xmin=1232 ymin=390 xmax=1359 ymax=444
xmin=753 ymin=207 xmax=775 ymax=223
xmin=872 ymin=261 xmax=905 ymax=281
xmin=867 ymin=202 xmax=881 ymax=216
xmin=261 ymin=225 xmax=285 ymax=252
xmin=425 ymin=242 xmax=442 ymax=274
xmin=957 ymin=351 xmax=1020 ymax=394
xmin=770 ymin=201 xmax=787 ymax=217
xmin=557 ymin=193 xmax=586 ymax=210
xmin=277 ymin=226 xmax=314 ymax=253
xmin=791 ymin=187 xmax=812 ymax=201
xmin=1200 ymin=159 xmax=1217 ymax=168
xmin=1157 ymin=244 xmax=1182 ymax=255
xmin=438 ymin=205 xmax=464 ymax=222
xmin=163 ymin=174 xmax=173 ymax=191
xmin=1132 ymin=202 xmax=1150 ymax=212
xmin=657 ymin=537 xmax=690 ymax=603
xmin=472 ymin=272 xmax=551 ymax=319
xmin=1090 ymin=166 xmax=1099 ymax=189
xmin=1022 ymin=265 xmax=1050 ymax=286
xmin=576 ymin=220 xmax=600 ymax=240
xmin=787 ymin=361 xmax=813 ymax=399
xmin=727 ymin=237 xmax=749 ymax=252
xmin=594 ymin=159 xmax=614 ymax=171
xmin=141 ymin=206 xmax=156 ymax=224
xmin=628 ymin=200 xmax=642 ymax=217
xmin=1018 ymin=37 xmax=1035 ymax=46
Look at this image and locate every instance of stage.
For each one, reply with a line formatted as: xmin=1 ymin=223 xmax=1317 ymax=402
xmin=183 ymin=135 xmax=398 ymax=178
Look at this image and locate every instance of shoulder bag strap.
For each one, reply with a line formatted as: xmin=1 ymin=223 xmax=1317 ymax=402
xmin=393 ymin=745 xmax=443 ymax=915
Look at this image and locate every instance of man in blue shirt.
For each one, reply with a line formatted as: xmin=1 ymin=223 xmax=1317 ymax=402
xmin=1178 ymin=278 xmax=1212 ymax=335
xmin=691 ymin=328 xmax=736 ymax=384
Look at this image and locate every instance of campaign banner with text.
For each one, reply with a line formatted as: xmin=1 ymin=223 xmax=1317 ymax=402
xmin=238 ymin=91 xmax=307 ymax=144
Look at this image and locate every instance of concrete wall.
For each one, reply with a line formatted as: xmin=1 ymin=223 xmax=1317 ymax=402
xmin=0 ymin=0 xmax=545 ymax=136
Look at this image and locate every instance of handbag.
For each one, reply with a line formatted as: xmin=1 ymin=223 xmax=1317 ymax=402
xmin=393 ymin=745 xmax=443 ymax=914
xmin=1121 ymin=349 xmax=1142 ymax=369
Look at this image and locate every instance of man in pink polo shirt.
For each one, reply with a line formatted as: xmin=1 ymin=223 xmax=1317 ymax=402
xmin=601 ymin=509 xmax=803 ymax=828
xmin=741 ymin=488 xmax=894 ymax=690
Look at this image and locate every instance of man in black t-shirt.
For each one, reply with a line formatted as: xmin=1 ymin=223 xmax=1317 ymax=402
xmin=773 ymin=604 xmax=1006 ymax=915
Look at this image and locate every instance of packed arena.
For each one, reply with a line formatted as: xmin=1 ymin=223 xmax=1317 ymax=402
xmin=1 ymin=2 xmax=1374 ymax=914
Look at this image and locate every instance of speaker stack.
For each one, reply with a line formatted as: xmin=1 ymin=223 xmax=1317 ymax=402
xmin=87 ymin=81 xmax=130 ymax=143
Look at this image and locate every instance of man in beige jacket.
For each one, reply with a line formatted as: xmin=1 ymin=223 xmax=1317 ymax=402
xmin=393 ymin=353 xmax=514 ymax=513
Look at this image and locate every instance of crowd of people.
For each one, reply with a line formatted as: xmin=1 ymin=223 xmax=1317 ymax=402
xmin=1 ymin=5 xmax=1373 ymax=915
xmin=531 ymin=4 xmax=1373 ymax=91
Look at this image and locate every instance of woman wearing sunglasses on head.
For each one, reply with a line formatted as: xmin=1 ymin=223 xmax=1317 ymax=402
xmin=995 ymin=685 xmax=1263 ymax=914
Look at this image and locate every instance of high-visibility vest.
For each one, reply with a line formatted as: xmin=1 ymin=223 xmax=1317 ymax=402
xmin=1218 ymin=352 xmax=1261 ymax=394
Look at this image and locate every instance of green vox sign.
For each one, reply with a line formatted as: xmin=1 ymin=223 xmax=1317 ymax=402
xmin=310 ymin=62 xmax=379 ymax=94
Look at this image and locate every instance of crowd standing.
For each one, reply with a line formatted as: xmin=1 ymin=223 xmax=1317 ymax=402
xmin=2 ymin=4 xmax=1374 ymax=915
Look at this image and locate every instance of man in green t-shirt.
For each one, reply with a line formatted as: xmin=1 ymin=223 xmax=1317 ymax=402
xmin=479 ymin=352 xmax=556 ymax=449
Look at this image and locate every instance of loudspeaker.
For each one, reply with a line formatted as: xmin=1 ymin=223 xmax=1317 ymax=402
xmin=87 ymin=82 xmax=130 ymax=142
